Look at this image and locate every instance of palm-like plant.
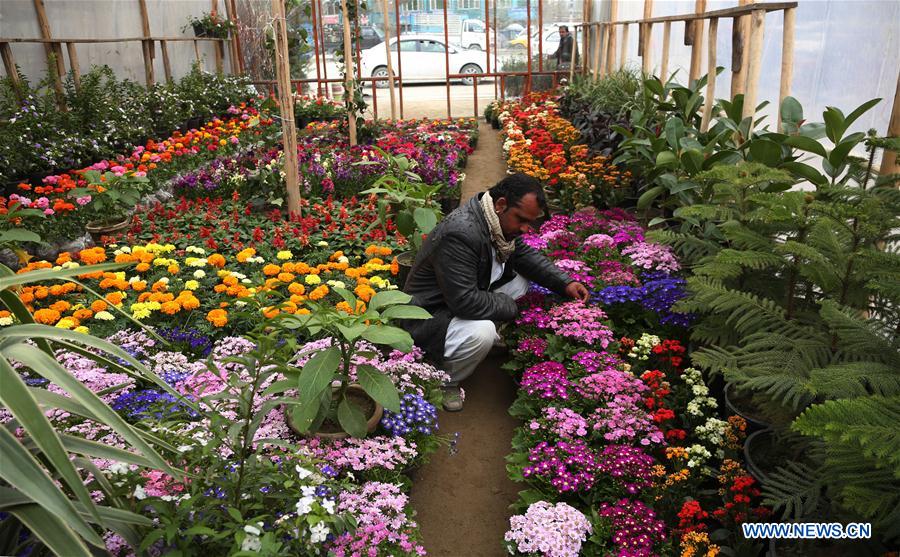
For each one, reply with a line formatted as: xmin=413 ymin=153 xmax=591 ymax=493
xmin=0 ymin=262 xmax=195 ymax=556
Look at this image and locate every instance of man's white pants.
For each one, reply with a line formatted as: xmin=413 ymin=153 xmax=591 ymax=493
xmin=442 ymin=274 xmax=530 ymax=386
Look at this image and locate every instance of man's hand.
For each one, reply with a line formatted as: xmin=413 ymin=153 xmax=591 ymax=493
xmin=565 ymin=281 xmax=590 ymax=303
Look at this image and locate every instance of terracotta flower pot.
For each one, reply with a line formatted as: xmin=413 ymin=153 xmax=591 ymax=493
xmin=86 ymin=216 xmax=132 ymax=245
xmin=285 ymin=384 xmax=383 ymax=440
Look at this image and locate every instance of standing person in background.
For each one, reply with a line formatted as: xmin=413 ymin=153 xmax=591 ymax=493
xmin=398 ymin=174 xmax=590 ymax=412
xmin=552 ymin=25 xmax=577 ymax=70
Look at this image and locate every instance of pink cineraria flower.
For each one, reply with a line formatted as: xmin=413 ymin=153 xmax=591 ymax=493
xmin=505 ymin=501 xmax=592 ymax=557
xmin=621 ymin=242 xmax=680 ymax=274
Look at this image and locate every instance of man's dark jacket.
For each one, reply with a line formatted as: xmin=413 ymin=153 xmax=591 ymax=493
xmin=398 ymin=193 xmax=571 ymax=362
xmin=554 ymin=33 xmax=576 ymax=63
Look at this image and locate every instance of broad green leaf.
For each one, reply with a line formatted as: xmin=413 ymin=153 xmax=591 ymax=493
xmin=369 ymin=289 xmax=413 ymax=311
xmin=655 ymin=150 xmax=678 ymax=168
xmin=702 ymin=150 xmax=742 ymax=169
xmin=337 ymin=397 xmax=367 ymax=438
xmin=842 ymin=98 xmax=881 ymax=133
xmin=9 ymin=504 xmax=94 ymax=556
xmin=782 ymin=162 xmax=827 ymax=187
xmin=680 ymin=149 xmax=704 ymax=175
xmin=828 ymin=132 xmax=865 ymax=169
xmin=636 ymin=185 xmax=665 ymax=210
xmin=780 ymin=96 xmax=803 ymax=125
xmin=396 ymin=212 xmax=415 ymax=237
xmin=665 ymin=118 xmax=685 ymax=150
xmin=357 ymin=364 xmax=401 ymax=413
xmin=0 ymin=229 xmax=41 ymax=244
xmin=336 ymin=323 xmax=367 ymax=341
xmin=749 ymin=139 xmax=784 ymax=167
xmin=0 ymin=427 xmax=102 ymax=547
xmin=783 ymin=136 xmax=827 ymax=158
xmin=332 ymin=287 xmax=358 ymax=308
xmin=647 ymin=217 xmax=667 ymax=227
xmin=799 ymin=122 xmax=826 ymax=139
xmin=360 ymin=324 xmax=414 ymax=351
xmin=289 ymin=399 xmax=320 ymax=433
xmin=0 ymin=359 xmax=102 ymax=526
xmin=380 ymin=305 xmax=432 ymax=320
xmin=413 ymin=207 xmax=438 ymax=234
xmin=823 ymin=106 xmax=845 ymax=143
xmin=0 ymin=262 xmax=128 ymax=291
xmin=298 ymin=347 xmax=340 ymax=404
xmin=0 ymin=289 xmax=53 ymax=356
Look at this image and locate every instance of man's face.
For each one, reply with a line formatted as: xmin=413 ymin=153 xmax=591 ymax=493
xmin=559 ymin=28 xmax=569 ymax=37
xmin=494 ymin=192 xmax=543 ymax=240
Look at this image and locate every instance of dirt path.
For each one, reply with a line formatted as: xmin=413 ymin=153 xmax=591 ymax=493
xmin=408 ymin=122 xmax=520 ymax=556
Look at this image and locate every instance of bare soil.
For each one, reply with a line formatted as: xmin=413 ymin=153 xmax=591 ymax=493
xmin=409 ymin=124 xmax=520 ymax=556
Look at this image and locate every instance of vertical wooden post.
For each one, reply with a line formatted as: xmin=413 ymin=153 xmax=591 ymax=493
xmin=619 ymin=23 xmax=628 ymax=69
xmin=777 ymin=7 xmax=795 ymax=132
xmin=194 ymin=40 xmax=202 ymax=63
xmin=32 ymin=0 xmax=66 ymax=107
xmin=525 ymin=0 xmax=531 ymax=94
xmin=443 ymin=0 xmax=452 ymax=116
xmin=701 ymin=18 xmax=718 ymax=131
xmin=688 ymin=0 xmax=707 ymax=85
xmin=582 ymin=0 xmax=590 ymax=75
xmin=341 ymin=0 xmax=358 ymax=144
xmin=65 ymin=42 xmax=80 ymax=91
xmin=569 ymin=25 xmax=578 ymax=82
xmin=223 ymin=0 xmax=241 ymax=74
xmin=137 ymin=0 xmax=155 ymax=86
xmin=878 ymin=72 xmax=900 ymax=177
xmin=0 ymin=43 xmax=22 ymax=101
xmin=731 ymin=0 xmax=753 ymax=99
xmin=272 ymin=0 xmax=301 ymax=215
xmin=160 ymin=40 xmax=173 ymax=83
xmin=741 ymin=9 xmax=765 ymax=121
xmin=606 ymin=0 xmax=617 ymax=73
xmin=660 ymin=21 xmax=671 ymax=81
xmin=592 ymin=24 xmax=602 ymax=77
xmin=640 ymin=0 xmax=653 ymax=74
xmin=227 ymin=0 xmax=245 ymax=73
xmin=215 ymin=40 xmax=225 ymax=73
xmin=381 ymin=0 xmax=397 ymax=119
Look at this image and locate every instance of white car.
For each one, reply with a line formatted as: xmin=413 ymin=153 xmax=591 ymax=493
xmin=360 ymin=36 xmax=487 ymax=87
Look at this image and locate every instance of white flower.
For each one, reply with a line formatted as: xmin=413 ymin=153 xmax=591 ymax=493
xmin=176 ymin=444 xmax=193 ymax=453
xmin=321 ymin=498 xmax=335 ymax=514
xmin=309 ymin=522 xmax=330 ymax=543
xmin=241 ymin=534 xmax=261 ymax=552
xmin=133 ymin=485 xmax=147 ymax=500
xmin=337 ymin=256 xmax=349 ymax=264
xmin=316 ymin=241 xmax=329 ymax=247
xmin=244 ymin=523 xmax=263 ymax=536
xmin=295 ymin=496 xmax=314 ymax=516
xmin=295 ymin=465 xmax=312 ymax=479
xmin=0 ymin=317 xmax=13 ymax=326
xmin=193 ymin=270 xmax=206 ymax=279
xmin=94 ymin=311 xmax=115 ymax=321
xmin=107 ymin=462 xmax=129 ymax=475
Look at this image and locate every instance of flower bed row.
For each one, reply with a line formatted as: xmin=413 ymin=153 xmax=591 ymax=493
xmin=489 ymin=93 xmax=630 ymax=211
xmin=501 ymin=209 xmax=770 ymax=557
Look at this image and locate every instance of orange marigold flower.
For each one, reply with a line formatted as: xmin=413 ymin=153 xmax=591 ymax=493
xmin=136 ymin=262 xmax=151 ymax=272
xmin=262 ymin=264 xmax=281 ymax=276
xmin=50 ymin=300 xmax=71 ymax=312
xmin=178 ymin=294 xmax=200 ymax=310
xmin=33 ymin=308 xmax=61 ymax=325
xmin=206 ymin=308 xmax=228 ymax=327
xmin=55 ymin=252 xmax=72 ymax=265
xmin=207 ymin=253 xmax=226 ymax=268
xmin=390 ymin=258 xmax=400 ymax=276
xmin=73 ymin=309 xmax=93 ymax=320
xmin=131 ymin=280 xmax=147 ymax=292
xmin=105 ymin=292 xmax=126 ymax=306
xmin=354 ymin=284 xmax=376 ymax=302
xmin=34 ymin=287 xmax=49 ymax=299
xmin=308 ymin=285 xmax=329 ymax=300
xmin=167 ymin=264 xmax=180 ymax=275
xmin=78 ymin=247 xmax=107 ymax=265
xmin=277 ymin=272 xmax=295 ymax=283
xmin=91 ymin=300 xmax=108 ymax=312
xmin=288 ymin=282 xmax=305 ymax=295
xmin=160 ymin=301 xmax=181 ymax=315
xmin=262 ymin=306 xmax=280 ymax=319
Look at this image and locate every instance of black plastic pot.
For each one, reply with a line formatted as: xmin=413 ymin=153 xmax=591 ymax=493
xmin=724 ymin=383 xmax=772 ymax=433
xmin=192 ymin=22 xmax=208 ymax=37
xmin=743 ymin=428 xmax=774 ymax=483
xmin=396 ymin=251 xmax=414 ymax=289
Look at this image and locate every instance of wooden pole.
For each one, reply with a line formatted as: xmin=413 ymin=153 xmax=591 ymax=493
xmin=394 ymin=0 xmax=404 ymax=118
xmin=641 ymin=0 xmax=653 ymax=74
xmin=381 ymin=0 xmax=396 ymax=119
xmin=606 ymin=0 xmax=618 ymax=72
xmin=160 ymin=40 xmax=173 ymax=83
xmin=444 ymin=0 xmax=452 ymax=116
xmin=701 ymin=18 xmax=718 ymax=131
xmin=731 ymin=0 xmax=752 ymax=99
xmin=741 ymin=9 xmax=765 ymax=121
xmin=879 ymin=71 xmax=900 ymax=177
xmin=619 ymin=23 xmax=628 ymax=69
xmin=660 ymin=21 xmax=671 ymax=81
xmin=0 ymin=43 xmax=22 ymax=101
xmin=592 ymin=24 xmax=602 ymax=77
xmin=569 ymin=25 xmax=577 ymax=82
xmin=688 ymin=0 xmax=706 ymax=85
xmin=340 ymin=0 xmax=358 ymax=144
xmin=271 ymin=0 xmax=301 ymax=216
xmin=32 ymin=0 xmax=65 ymax=107
xmin=223 ymin=0 xmax=241 ymax=74
xmin=65 ymin=42 xmax=80 ymax=91
xmin=582 ymin=0 xmax=590 ymax=75
xmin=137 ymin=0 xmax=155 ymax=86
xmin=227 ymin=0 xmax=245 ymax=73
xmin=777 ymin=7 xmax=795 ymax=132
xmin=600 ymin=23 xmax=611 ymax=77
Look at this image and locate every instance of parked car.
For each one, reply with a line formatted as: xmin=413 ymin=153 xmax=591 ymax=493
xmin=510 ymin=28 xmax=560 ymax=54
xmin=360 ymin=36 xmax=488 ymax=87
xmin=322 ymin=24 xmax=384 ymax=51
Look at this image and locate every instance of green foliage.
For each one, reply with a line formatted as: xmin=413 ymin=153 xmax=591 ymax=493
xmin=0 ymin=262 xmax=186 ymax=555
xmin=278 ymin=288 xmax=430 ymax=437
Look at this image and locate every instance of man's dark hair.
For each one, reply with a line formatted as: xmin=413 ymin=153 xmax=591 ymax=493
xmin=558 ymin=25 xmax=569 ymax=32
xmin=488 ymin=173 xmax=547 ymax=211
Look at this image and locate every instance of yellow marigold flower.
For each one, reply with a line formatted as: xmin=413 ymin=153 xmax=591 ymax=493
xmin=276 ymin=250 xmax=293 ymax=260
xmin=304 ymin=274 xmax=322 ymax=285
xmin=56 ymin=318 xmax=77 ymax=329
xmin=94 ymin=311 xmax=115 ymax=321
xmin=73 ymin=326 xmax=89 ymax=334
xmin=236 ymin=248 xmax=256 ymax=263
xmin=184 ymin=280 xmax=200 ymax=290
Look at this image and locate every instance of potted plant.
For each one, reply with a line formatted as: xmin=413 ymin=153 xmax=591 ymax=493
xmin=294 ymin=95 xmax=346 ymax=130
xmin=359 ymin=149 xmax=443 ymax=286
xmin=184 ymin=12 xmax=236 ymax=39
xmin=280 ymin=288 xmax=431 ymax=438
xmin=69 ymin=168 xmax=149 ymax=244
